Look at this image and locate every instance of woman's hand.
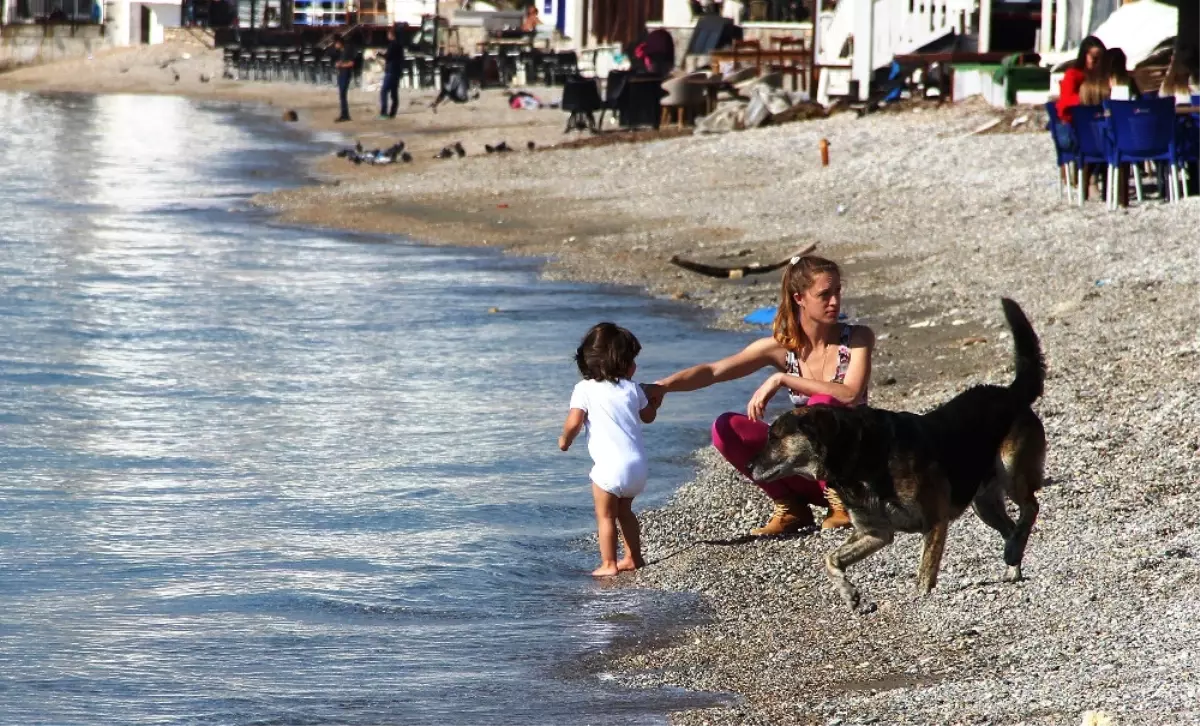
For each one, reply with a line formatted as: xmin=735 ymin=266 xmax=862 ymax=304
xmin=642 ymin=383 xmax=666 ymax=410
xmin=747 ymin=373 xmax=783 ymax=422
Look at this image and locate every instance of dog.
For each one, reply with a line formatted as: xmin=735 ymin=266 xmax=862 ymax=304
xmin=748 ymin=298 xmax=1046 ymax=613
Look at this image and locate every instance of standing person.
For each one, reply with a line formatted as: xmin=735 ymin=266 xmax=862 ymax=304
xmin=379 ymin=25 xmax=407 ymax=119
xmin=559 ymin=323 xmax=660 ymax=577
xmin=649 ymin=256 xmax=875 ymax=535
xmin=333 ymin=34 xmax=356 ymax=123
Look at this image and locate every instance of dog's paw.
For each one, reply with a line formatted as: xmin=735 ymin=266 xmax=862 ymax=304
xmin=838 ymin=584 xmax=862 ymax=611
xmin=1003 ymin=565 xmax=1023 ymax=583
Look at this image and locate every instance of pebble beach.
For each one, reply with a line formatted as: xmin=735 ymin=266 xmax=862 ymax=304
xmin=265 ymin=98 xmax=1200 ymax=726
xmin=7 ymin=44 xmax=1200 ymax=725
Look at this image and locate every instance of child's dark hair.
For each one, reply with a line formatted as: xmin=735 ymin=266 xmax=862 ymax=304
xmin=575 ymin=322 xmax=641 ymax=383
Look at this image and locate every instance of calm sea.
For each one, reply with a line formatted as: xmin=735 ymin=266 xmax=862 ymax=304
xmin=0 ymin=91 xmax=764 ymax=725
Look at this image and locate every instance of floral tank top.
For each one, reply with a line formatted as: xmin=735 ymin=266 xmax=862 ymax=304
xmin=784 ymin=325 xmax=865 ymax=406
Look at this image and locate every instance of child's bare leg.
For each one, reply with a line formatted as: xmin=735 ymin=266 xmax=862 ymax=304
xmin=615 ymin=497 xmax=643 ymax=571
xmin=591 ymin=484 xmax=620 ymax=577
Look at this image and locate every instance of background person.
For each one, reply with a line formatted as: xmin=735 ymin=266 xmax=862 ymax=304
xmin=333 ymin=34 xmax=356 ymax=123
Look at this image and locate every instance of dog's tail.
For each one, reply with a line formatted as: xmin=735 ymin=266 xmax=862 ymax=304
xmin=1002 ymin=298 xmax=1045 ymax=405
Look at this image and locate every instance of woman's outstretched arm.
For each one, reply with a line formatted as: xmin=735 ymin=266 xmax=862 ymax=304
xmin=654 ymin=337 xmax=784 ymax=394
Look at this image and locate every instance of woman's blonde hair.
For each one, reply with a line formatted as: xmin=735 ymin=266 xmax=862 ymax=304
xmin=772 ymin=255 xmax=840 ymax=354
xmin=1079 ymin=73 xmax=1111 ymax=106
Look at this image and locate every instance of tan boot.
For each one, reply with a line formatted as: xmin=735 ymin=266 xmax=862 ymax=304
xmin=821 ymin=487 xmax=852 ymax=530
xmin=750 ymin=497 xmax=813 ymax=536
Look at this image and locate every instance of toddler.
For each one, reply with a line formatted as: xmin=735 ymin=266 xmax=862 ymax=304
xmin=559 ymin=323 xmax=660 ymax=577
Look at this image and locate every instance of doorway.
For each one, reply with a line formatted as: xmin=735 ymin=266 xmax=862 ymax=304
xmin=140 ymin=4 xmax=152 ymax=44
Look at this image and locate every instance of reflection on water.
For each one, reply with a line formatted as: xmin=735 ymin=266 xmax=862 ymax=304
xmin=0 ymin=92 xmax=764 ymax=725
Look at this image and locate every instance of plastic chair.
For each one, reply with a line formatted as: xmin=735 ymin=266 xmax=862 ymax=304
xmin=1068 ymin=105 xmax=1112 ymax=207
xmin=660 ymin=71 xmax=707 ymax=128
xmin=1105 ymin=98 xmax=1183 ymax=203
xmin=1044 ymin=102 xmax=1075 ymax=202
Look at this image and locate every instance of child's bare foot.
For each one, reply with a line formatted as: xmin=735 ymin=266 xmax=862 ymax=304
xmin=616 ymin=557 xmax=639 ymax=572
xmin=591 ymin=563 xmax=619 ymax=577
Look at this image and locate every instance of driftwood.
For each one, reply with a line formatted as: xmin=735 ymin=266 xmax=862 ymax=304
xmin=668 ymin=243 xmax=818 ymax=279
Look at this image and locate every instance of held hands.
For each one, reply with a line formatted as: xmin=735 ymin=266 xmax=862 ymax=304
xmin=747 ymin=373 xmax=782 ymax=422
xmin=642 ymin=383 xmax=666 ymax=411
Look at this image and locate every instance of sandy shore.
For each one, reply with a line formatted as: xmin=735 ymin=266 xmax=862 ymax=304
xmin=7 ymin=44 xmax=1200 ymax=725
xmin=0 ymin=42 xmax=578 ymax=160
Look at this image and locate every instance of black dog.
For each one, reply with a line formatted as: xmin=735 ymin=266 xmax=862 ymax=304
xmin=749 ymin=298 xmax=1047 ymax=613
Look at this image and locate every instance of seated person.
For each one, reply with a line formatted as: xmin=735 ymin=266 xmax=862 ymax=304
xmin=643 ymin=28 xmax=676 ymax=76
xmin=521 ymin=5 xmax=540 ymax=33
xmin=1056 ymin=35 xmax=1105 ymax=124
xmin=1105 ymin=48 xmax=1140 ymax=99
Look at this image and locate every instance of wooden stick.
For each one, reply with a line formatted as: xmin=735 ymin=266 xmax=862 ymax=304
xmin=668 ymin=242 xmax=818 ymax=279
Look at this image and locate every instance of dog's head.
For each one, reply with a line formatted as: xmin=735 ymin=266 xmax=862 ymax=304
xmin=748 ymin=407 xmax=847 ymax=484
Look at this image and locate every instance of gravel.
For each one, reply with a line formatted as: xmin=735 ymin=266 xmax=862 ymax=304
xmin=264 ymin=100 xmax=1200 ymax=725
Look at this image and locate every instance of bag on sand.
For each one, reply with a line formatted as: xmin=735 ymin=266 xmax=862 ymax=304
xmin=444 ymin=72 xmax=470 ymax=103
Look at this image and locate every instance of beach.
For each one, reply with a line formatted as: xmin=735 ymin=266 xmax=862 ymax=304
xmin=5 ymin=43 xmax=1200 ymax=725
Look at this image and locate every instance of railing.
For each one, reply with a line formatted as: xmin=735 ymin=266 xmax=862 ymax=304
xmin=870 ymin=0 xmax=972 ymax=68
xmin=4 ymin=0 xmax=96 ymax=24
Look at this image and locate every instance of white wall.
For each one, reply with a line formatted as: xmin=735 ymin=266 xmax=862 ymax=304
xmin=148 ymin=2 xmax=180 ymax=43
xmin=104 ymin=0 xmax=179 ymax=46
xmin=390 ymin=0 xmax=434 ymax=26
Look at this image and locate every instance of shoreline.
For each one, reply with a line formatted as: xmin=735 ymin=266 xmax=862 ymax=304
xmin=7 ymin=45 xmax=1200 ymax=725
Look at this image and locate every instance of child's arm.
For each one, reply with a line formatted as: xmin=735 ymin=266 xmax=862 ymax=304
xmin=559 ymin=408 xmax=586 ymax=451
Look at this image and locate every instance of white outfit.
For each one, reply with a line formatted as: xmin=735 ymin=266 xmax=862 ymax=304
xmin=568 ymin=379 xmax=649 ymax=498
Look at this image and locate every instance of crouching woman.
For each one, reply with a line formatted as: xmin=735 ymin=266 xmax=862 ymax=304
xmin=651 ymin=255 xmax=874 ymax=535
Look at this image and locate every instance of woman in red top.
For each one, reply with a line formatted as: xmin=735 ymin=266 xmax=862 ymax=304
xmin=1057 ymin=36 xmax=1107 ymax=123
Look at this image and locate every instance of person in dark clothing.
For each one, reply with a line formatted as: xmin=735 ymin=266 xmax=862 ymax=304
xmin=333 ymin=35 xmax=356 ymax=122
xmin=642 ymin=27 xmax=675 ymax=76
xmin=379 ymin=25 xmax=407 ymax=119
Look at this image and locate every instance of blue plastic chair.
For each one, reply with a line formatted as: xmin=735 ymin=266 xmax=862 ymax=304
xmin=1045 ymin=102 xmax=1076 ymax=201
xmin=1068 ymin=105 xmax=1112 ymax=206
xmin=1105 ymin=98 xmax=1183 ymax=203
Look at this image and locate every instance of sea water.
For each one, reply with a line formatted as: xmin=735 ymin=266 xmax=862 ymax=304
xmin=0 ymin=91 xmax=765 ymax=725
